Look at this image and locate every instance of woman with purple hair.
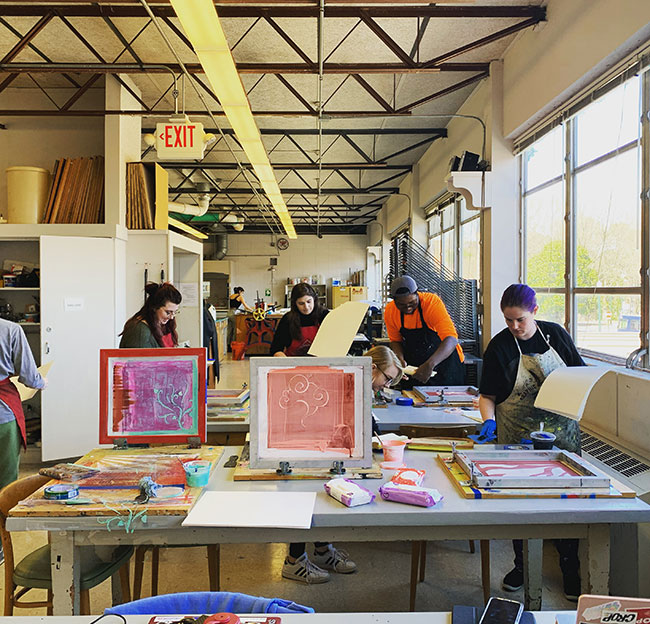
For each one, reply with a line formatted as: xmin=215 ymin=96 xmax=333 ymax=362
xmin=477 ymin=283 xmax=584 ymax=602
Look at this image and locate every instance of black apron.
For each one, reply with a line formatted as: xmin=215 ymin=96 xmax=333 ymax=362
xmin=399 ymin=305 xmax=464 ymax=388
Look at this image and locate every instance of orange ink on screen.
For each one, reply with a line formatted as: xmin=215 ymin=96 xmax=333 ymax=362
xmin=267 ymin=366 xmax=356 ymax=455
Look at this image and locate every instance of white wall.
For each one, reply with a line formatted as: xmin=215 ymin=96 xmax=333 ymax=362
xmin=221 ymin=233 xmax=368 ymax=307
xmin=503 ymin=0 xmax=650 ymax=138
xmin=0 ymin=89 xmax=104 ymax=220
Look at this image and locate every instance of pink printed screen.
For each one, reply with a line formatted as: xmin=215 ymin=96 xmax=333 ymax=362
xmin=111 ymin=359 xmax=198 ymax=435
xmin=473 ymin=460 xmax=581 ymax=479
xmin=266 ymin=366 xmax=356 ymax=455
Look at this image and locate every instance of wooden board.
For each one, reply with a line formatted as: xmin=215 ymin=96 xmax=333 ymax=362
xmin=233 ymin=443 xmax=382 ymax=481
xmin=436 ymin=454 xmax=636 ymax=499
xmin=10 ymin=445 xmax=224 ymax=517
xmin=407 ymin=437 xmax=474 ymax=451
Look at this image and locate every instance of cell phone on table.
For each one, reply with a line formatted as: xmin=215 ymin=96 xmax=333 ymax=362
xmin=478 ymin=597 xmax=524 ymax=624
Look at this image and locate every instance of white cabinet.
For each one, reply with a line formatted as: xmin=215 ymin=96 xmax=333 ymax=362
xmin=0 ymin=234 xmax=126 ymax=461
xmin=40 ymin=236 xmax=122 ymax=460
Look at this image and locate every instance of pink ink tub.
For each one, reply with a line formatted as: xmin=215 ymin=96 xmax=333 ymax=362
xmin=381 ymin=439 xmax=409 ymax=469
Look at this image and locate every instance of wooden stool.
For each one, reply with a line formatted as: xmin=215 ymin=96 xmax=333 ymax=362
xmin=409 ymin=540 xmax=490 ymax=611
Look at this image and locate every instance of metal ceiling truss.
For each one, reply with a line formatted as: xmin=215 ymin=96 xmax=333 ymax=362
xmin=0 ymin=2 xmax=545 ymax=235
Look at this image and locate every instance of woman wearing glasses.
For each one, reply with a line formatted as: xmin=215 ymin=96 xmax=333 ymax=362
xmin=366 ymin=345 xmax=404 ymax=392
xmin=119 ymin=282 xmax=182 ymax=348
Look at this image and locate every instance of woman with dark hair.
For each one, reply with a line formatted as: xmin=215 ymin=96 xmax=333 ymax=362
xmin=229 ymin=286 xmax=253 ymax=313
xmin=270 ymin=283 xmax=329 ymax=357
xmin=119 ymin=282 xmax=182 ymax=348
xmin=477 ymin=283 xmax=584 ymax=601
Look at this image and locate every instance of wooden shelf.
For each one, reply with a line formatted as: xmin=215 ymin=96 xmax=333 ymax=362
xmin=0 ymin=287 xmax=40 ymax=291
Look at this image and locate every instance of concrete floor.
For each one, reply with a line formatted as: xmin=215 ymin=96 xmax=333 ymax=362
xmin=2 ymin=356 xmax=577 ymax=616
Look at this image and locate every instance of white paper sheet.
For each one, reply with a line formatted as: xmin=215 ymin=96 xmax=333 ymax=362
xmin=11 ymin=361 xmax=53 ymax=402
xmin=308 ymin=301 xmax=369 ymax=357
xmin=533 ymin=366 xmax=612 ymax=421
xmin=177 ymin=282 xmax=199 ymax=307
xmin=182 ymin=491 xmax=316 ymax=529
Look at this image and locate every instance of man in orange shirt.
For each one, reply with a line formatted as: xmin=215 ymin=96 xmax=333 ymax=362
xmin=385 ymin=276 xmax=464 ymax=387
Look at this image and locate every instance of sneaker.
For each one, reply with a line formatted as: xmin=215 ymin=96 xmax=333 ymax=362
xmin=282 ymin=553 xmax=330 ymax=584
xmin=563 ymin=572 xmax=581 ymax=602
xmin=502 ymin=566 xmax=523 ymax=591
xmin=312 ymin=544 xmax=357 ymax=574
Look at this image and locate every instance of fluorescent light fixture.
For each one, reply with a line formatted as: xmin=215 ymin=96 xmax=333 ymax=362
xmin=168 ymin=216 xmax=209 ymax=240
xmin=171 ymin=0 xmax=296 ymax=239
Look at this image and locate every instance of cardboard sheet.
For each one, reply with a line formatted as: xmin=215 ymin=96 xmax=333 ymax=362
xmin=11 ymin=361 xmax=53 ymax=402
xmin=308 ymin=301 xmax=369 ymax=357
xmin=534 ymin=366 xmax=611 ymax=421
xmin=182 ymin=490 xmax=316 ymax=528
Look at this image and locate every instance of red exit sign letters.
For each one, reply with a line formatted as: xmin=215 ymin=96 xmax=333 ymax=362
xmin=155 ymin=120 xmax=205 ymax=160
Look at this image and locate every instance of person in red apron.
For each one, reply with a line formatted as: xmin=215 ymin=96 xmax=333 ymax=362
xmin=0 ymin=318 xmax=47 ymax=487
xmin=385 ymin=276 xmax=465 ymax=389
xmin=270 ymin=283 xmax=329 ymax=357
xmin=477 ymin=284 xmax=584 ymax=601
xmin=119 ymin=282 xmax=182 ymax=348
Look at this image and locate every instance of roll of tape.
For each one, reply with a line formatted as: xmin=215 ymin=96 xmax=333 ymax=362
xmin=44 ymin=484 xmax=79 ymax=500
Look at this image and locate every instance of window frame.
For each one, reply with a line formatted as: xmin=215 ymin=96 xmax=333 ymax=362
xmin=521 ymin=71 xmax=650 ymax=369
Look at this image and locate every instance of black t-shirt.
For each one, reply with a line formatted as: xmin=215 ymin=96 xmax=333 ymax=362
xmin=270 ymin=309 xmax=329 ymax=355
xmin=479 ymin=320 xmax=584 ymax=404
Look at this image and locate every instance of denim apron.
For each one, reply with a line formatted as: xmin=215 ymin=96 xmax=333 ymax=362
xmin=495 ymin=325 xmax=580 ymax=452
xmin=399 ymin=305 xmax=464 ymax=388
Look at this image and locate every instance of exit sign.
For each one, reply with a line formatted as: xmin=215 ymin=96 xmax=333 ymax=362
xmin=155 ymin=120 xmax=205 ymax=160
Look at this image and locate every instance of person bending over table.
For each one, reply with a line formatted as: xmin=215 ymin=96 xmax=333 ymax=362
xmin=477 ymin=283 xmax=584 ymax=602
xmin=385 ymin=276 xmax=464 ymax=388
xmin=270 ymin=283 xmax=329 ymax=357
xmin=119 ymin=282 xmax=182 ymax=348
xmin=280 ymin=343 xmax=405 ymax=583
xmin=229 ymin=286 xmax=253 ymax=313
xmin=270 ymin=284 xmax=350 ymax=583
xmin=366 ymin=345 xmax=404 ymax=392
xmin=228 ymin=286 xmax=253 ymax=348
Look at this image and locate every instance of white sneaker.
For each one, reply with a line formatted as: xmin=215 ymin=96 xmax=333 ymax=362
xmin=312 ymin=544 xmax=357 ymax=574
xmin=282 ymin=553 xmax=330 ymax=584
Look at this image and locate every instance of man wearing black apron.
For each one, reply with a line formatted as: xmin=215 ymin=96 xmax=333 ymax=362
xmin=385 ymin=276 xmax=464 ymax=389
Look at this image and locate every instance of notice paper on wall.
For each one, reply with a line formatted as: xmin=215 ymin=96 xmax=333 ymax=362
xmin=308 ymin=301 xmax=369 ymax=357
xmin=178 ymin=282 xmax=199 ymax=307
xmin=12 ymin=361 xmax=53 ymax=402
xmin=182 ymin=491 xmax=316 ymax=529
xmin=534 ymin=366 xmax=612 ymax=421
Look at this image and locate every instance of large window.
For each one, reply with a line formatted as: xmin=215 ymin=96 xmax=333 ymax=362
xmin=522 ymin=70 xmax=649 ymax=366
xmin=427 ymin=196 xmax=481 ymax=281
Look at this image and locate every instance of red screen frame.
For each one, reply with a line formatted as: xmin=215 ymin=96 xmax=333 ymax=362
xmin=99 ymin=348 xmax=207 ymax=445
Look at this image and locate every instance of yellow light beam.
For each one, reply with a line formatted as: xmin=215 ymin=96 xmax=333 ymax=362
xmin=171 ymin=0 xmax=296 ymax=239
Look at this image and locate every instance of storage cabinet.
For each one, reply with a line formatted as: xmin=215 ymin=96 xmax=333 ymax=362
xmin=329 ymin=286 xmax=368 ymax=308
xmin=0 ymin=234 xmax=123 ymax=460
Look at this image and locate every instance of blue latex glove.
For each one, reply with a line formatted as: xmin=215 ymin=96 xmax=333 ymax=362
xmin=468 ymin=419 xmax=497 ymax=444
